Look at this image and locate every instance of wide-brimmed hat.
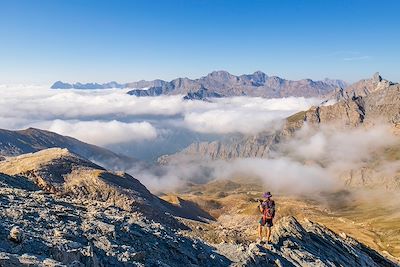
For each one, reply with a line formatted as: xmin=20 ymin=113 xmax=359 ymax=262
xmin=263 ymin=192 xmax=272 ymax=198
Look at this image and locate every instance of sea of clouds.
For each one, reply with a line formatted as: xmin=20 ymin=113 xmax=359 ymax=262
xmin=0 ymin=84 xmax=320 ymax=158
xmin=134 ymin=124 xmax=398 ymax=195
xmin=2 ymin=84 xmax=397 ymax=196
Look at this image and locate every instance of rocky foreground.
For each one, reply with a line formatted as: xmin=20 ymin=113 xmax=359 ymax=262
xmin=0 ymin=148 xmax=398 ymax=266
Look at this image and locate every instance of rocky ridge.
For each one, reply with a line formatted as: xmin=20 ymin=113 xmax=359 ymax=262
xmin=0 ymin=148 xmax=169 ymax=217
xmin=211 ymin=216 xmax=397 ymax=267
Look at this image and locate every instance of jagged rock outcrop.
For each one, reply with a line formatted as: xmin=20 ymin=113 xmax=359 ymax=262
xmin=303 ymin=75 xmax=399 ymax=126
xmin=214 ymin=216 xmax=398 ymax=266
xmin=0 ymin=127 xmax=136 ymax=170
xmin=183 ymin=86 xmax=224 ymax=101
xmin=159 ymin=132 xmax=280 ymax=163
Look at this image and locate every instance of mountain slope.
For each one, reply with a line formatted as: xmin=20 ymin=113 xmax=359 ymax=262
xmin=0 ymin=127 xmax=135 ymax=170
xmin=0 ymin=148 xmax=219 ymax=223
xmin=0 ymin=151 xmax=232 ymax=266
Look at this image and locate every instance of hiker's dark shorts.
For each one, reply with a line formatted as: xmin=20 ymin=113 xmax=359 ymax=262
xmin=259 ymin=218 xmax=273 ymax=227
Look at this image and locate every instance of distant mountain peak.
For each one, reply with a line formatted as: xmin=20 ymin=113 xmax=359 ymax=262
xmin=52 ymin=70 xmax=349 ymax=99
xmin=373 ymin=72 xmax=382 ymax=82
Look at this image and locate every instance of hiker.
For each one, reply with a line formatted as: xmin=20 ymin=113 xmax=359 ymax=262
xmin=258 ymin=191 xmax=275 ymax=243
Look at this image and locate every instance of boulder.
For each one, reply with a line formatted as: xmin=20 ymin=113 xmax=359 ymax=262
xmin=9 ymin=226 xmax=24 ymax=244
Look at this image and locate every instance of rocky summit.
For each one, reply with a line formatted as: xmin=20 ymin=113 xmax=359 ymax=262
xmin=0 ymin=148 xmax=398 ymax=266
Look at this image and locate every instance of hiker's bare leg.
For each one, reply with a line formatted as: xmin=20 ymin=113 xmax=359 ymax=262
xmin=258 ymin=224 xmax=262 ymax=239
xmin=266 ymin=226 xmax=271 ymax=242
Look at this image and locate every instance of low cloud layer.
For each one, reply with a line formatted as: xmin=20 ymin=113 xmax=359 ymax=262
xmin=133 ymin=123 xmax=399 ymax=195
xmin=281 ymin=124 xmax=397 ymax=171
xmin=0 ymin=85 xmax=320 ymax=149
xmin=131 ymin=156 xmax=338 ymax=195
xmin=1 ymin=84 xmax=398 ymax=197
xmin=40 ymin=120 xmax=157 ymax=146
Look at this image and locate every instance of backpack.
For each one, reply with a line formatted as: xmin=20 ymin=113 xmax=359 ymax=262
xmin=263 ymin=206 xmax=273 ymax=220
xmin=262 ymin=200 xmax=275 ymax=222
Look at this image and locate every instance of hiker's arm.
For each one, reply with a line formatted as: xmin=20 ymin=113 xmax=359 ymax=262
xmin=272 ymin=203 xmax=276 ymax=217
xmin=259 ymin=204 xmax=264 ymax=213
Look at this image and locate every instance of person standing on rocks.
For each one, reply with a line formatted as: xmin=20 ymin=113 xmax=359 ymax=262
xmin=258 ymin=192 xmax=275 ymax=243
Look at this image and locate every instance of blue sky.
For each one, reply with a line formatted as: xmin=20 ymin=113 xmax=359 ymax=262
xmin=0 ymin=0 xmax=399 ymax=83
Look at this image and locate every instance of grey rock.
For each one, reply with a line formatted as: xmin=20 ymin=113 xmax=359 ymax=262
xmin=373 ymin=72 xmax=382 ymax=82
xmin=9 ymin=226 xmax=24 ymax=244
xmin=183 ymin=86 xmax=224 ymax=101
xmin=216 ymin=216 xmax=397 ymax=266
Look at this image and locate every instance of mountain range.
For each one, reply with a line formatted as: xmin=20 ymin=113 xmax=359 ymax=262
xmin=51 ymin=70 xmax=348 ymax=98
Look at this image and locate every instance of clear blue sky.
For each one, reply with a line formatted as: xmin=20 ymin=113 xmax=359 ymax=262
xmin=1 ymin=0 xmax=399 ymax=84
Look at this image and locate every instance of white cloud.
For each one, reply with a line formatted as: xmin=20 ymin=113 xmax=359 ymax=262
xmin=39 ymin=120 xmax=157 ymax=146
xmin=136 ymin=123 xmax=399 ymax=194
xmin=0 ymin=85 xmax=321 ymax=142
xmin=132 ymin=156 xmax=338 ymax=195
xmin=343 ymin=56 xmax=371 ymax=61
xmin=182 ymin=97 xmax=320 ymax=134
xmin=282 ymin=123 xmax=397 ymax=168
